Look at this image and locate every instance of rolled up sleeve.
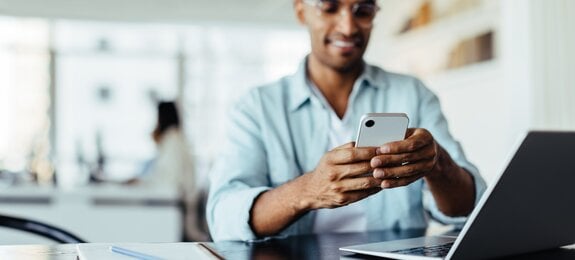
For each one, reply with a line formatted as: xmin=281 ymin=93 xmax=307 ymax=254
xmin=206 ymin=91 xmax=272 ymax=241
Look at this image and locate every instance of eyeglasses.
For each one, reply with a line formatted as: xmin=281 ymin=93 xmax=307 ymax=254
xmin=303 ymin=0 xmax=380 ymax=28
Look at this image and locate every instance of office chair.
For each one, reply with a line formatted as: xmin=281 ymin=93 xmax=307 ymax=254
xmin=0 ymin=214 xmax=86 ymax=243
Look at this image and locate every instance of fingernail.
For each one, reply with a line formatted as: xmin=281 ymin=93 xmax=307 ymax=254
xmin=377 ymin=146 xmax=389 ymax=154
xmin=373 ymin=168 xmax=384 ymax=178
xmin=381 ymin=181 xmax=391 ymax=188
xmin=371 ymin=158 xmax=382 ymax=167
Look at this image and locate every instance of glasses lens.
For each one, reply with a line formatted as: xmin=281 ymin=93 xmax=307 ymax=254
xmin=318 ymin=0 xmax=339 ymax=14
xmin=353 ymin=3 xmax=377 ymax=19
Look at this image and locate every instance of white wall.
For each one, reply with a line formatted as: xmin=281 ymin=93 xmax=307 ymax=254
xmin=529 ymin=0 xmax=575 ymax=130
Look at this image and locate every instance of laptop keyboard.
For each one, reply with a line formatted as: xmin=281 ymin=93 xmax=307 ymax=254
xmin=389 ymin=242 xmax=454 ymax=257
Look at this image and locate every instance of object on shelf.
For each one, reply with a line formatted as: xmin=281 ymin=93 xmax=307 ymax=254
xmin=399 ymin=0 xmax=486 ymax=35
xmin=399 ymin=1 xmax=433 ymax=34
xmin=447 ymin=31 xmax=494 ymax=69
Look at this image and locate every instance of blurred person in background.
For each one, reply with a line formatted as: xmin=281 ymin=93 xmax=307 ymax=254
xmin=138 ymin=101 xmax=208 ymax=241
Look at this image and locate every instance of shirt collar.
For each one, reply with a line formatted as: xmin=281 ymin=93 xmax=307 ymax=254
xmin=288 ymin=56 xmax=388 ymax=112
xmin=361 ymin=62 xmax=386 ymax=89
xmin=288 ymin=59 xmax=312 ymax=111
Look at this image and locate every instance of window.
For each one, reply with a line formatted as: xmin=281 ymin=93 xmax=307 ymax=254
xmin=182 ymin=26 xmax=309 ymax=182
xmin=53 ymin=21 xmax=179 ymax=185
xmin=1 ymin=16 xmax=309 ymax=188
xmin=0 ymin=17 xmax=52 ymax=184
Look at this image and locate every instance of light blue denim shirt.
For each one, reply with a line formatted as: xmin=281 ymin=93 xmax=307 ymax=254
xmin=207 ymin=59 xmax=486 ymax=242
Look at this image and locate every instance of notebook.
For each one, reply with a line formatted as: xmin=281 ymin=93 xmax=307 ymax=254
xmin=76 ymin=242 xmax=222 ymax=260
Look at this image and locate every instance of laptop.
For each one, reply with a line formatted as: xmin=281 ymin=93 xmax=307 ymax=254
xmin=340 ymin=131 xmax=575 ymax=259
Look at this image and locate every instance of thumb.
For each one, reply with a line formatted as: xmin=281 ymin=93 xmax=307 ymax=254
xmin=333 ymin=141 xmax=355 ymax=150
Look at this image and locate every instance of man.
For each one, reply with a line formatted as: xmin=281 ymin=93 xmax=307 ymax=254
xmin=207 ymin=0 xmax=486 ymax=241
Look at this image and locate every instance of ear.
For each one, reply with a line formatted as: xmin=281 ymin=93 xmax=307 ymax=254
xmin=294 ymin=0 xmax=307 ymax=25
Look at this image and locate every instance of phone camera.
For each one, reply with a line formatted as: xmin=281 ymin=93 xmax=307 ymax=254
xmin=365 ymin=120 xmax=375 ymax=128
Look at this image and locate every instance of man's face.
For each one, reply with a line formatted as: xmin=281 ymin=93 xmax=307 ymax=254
xmin=295 ymin=0 xmax=378 ymax=72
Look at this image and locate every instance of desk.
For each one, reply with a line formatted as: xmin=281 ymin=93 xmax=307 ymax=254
xmin=1 ymin=230 xmax=574 ymax=259
xmin=211 ymin=229 xmax=426 ymax=259
xmin=210 ymin=230 xmax=575 ymax=260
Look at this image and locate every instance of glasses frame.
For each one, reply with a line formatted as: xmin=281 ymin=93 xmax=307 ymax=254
xmin=302 ymin=0 xmax=380 ymax=27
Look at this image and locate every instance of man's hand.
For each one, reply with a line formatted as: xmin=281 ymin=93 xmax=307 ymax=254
xmin=369 ymin=128 xmax=440 ymax=188
xmin=250 ymin=142 xmax=382 ymax=237
xmin=299 ymin=142 xmax=383 ymax=210
xmin=370 ymin=128 xmax=476 ymax=216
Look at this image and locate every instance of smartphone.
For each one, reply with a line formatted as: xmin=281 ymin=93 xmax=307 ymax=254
xmin=355 ymin=113 xmax=409 ymax=147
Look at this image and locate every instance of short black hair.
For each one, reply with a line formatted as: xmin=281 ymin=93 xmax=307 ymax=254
xmin=157 ymin=101 xmax=180 ymax=134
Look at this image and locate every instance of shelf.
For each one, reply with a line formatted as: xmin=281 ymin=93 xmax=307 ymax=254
xmin=423 ymin=59 xmax=502 ymax=91
xmin=374 ymin=0 xmax=501 ymax=79
xmin=382 ymin=1 xmax=499 ymax=57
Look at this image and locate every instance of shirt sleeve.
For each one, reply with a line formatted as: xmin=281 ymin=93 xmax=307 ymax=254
xmin=415 ymin=80 xmax=487 ymax=226
xmin=206 ymin=90 xmax=272 ymax=241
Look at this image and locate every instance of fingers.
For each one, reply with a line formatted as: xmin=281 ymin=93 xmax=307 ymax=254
xmin=330 ymin=161 xmax=373 ymax=179
xmin=372 ymin=159 xmax=435 ymax=179
xmin=377 ymin=128 xmax=434 ymax=154
xmin=326 ymin=146 xmax=378 ymax=165
xmin=316 ymin=143 xmax=377 ymax=184
xmin=328 ymin=176 xmax=382 ymax=193
xmin=370 ymin=142 xmax=436 ymax=168
xmin=380 ymin=172 xmax=425 ymax=189
xmin=327 ymin=188 xmax=382 ymax=208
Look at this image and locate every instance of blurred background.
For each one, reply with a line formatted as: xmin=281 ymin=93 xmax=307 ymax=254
xmin=0 ymin=0 xmax=573 ymax=244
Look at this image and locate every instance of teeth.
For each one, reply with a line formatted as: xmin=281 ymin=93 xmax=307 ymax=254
xmin=332 ymin=40 xmax=354 ymax=48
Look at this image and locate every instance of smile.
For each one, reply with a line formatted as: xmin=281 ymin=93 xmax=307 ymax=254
xmin=331 ymin=40 xmax=356 ymax=48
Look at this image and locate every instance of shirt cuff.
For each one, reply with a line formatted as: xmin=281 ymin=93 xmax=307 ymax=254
xmin=209 ymin=186 xmax=271 ymax=241
xmin=423 ymin=166 xmax=487 ymax=227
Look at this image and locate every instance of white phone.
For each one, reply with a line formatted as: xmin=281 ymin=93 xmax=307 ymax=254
xmin=355 ymin=113 xmax=409 ymax=147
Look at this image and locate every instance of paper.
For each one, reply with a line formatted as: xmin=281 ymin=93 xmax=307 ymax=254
xmin=76 ymin=242 xmax=220 ymax=260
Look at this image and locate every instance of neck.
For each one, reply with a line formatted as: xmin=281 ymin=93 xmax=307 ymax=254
xmin=306 ymin=56 xmax=364 ymax=118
